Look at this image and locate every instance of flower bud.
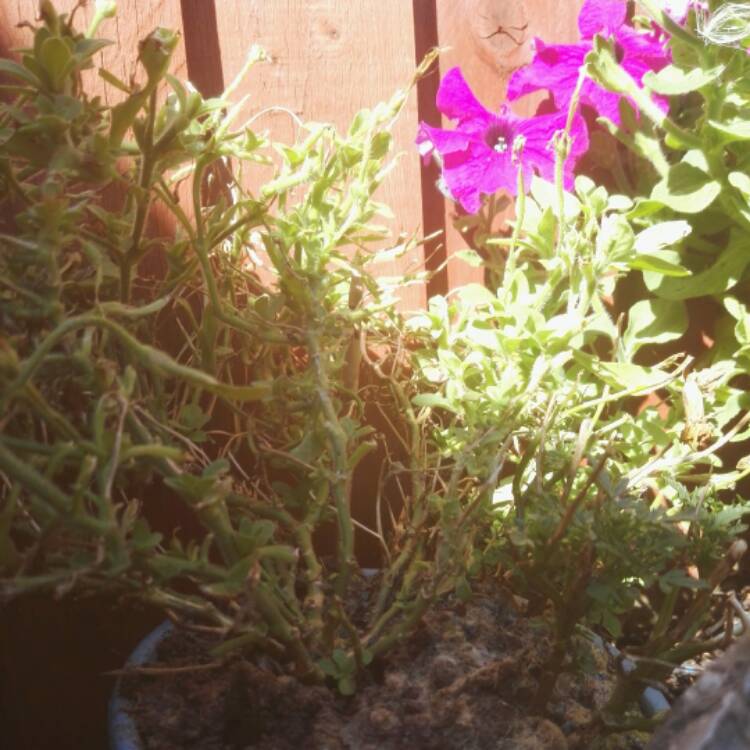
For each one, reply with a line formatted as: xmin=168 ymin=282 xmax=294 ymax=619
xmin=138 ymin=28 xmax=179 ymax=85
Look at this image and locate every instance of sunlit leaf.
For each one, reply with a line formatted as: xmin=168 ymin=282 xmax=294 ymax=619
xmin=644 ymin=64 xmax=725 ymax=95
xmin=621 ymin=299 xmax=687 ymax=357
xmin=651 ymin=163 xmax=721 ymax=214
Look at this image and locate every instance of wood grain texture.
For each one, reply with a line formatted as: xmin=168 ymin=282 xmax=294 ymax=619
xmin=434 ymin=0 xmax=585 ymax=290
xmin=214 ymin=0 xmax=426 ymax=309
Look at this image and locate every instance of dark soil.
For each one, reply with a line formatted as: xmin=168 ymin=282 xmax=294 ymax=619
xmin=122 ymin=583 xmax=648 ymax=750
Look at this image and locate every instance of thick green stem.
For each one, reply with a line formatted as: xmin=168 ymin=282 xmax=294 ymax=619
xmin=501 ymin=168 xmax=526 ymax=292
xmin=368 ymin=592 xmax=432 ymax=657
xmin=0 ymin=440 xmax=115 ymax=539
xmin=2 ymin=313 xmax=271 ymax=408
xmin=371 ymin=379 xmax=426 ymax=623
xmin=306 ymin=328 xmax=355 ymax=599
xmin=254 ymin=582 xmax=323 ymax=681
xmin=121 ymin=89 xmax=158 ymax=303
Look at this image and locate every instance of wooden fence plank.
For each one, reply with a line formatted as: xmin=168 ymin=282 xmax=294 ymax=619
xmin=1 ymin=0 xmax=590 ymax=305
xmin=212 ymin=0 xmax=426 ymax=309
xmin=435 ymin=0 xmax=584 ymax=290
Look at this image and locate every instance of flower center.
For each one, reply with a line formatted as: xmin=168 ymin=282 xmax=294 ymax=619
xmin=484 ymin=123 xmax=511 ymax=153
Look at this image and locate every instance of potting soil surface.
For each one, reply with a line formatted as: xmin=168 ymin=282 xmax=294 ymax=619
xmin=122 ymin=579 xmax=649 ymax=749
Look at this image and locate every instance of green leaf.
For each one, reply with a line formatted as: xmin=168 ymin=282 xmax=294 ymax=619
xmin=634 ymin=221 xmax=692 ymax=254
xmin=628 ymin=221 xmax=691 ymax=277
xmin=0 ymin=59 xmax=40 ymax=86
xmin=333 ymin=648 xmax=350 ymax=669
xmin=98 ymin=67 xmax=131 ymax=94
xmin=338 ymin=676 xmax=356 ymax=696
xmin=729 ymin=171 xmax=750 ymax=200
xmin=149 ymin=554 xmax=194 ymax=580
xmin=318 ymin=658 xmax=338 ymax=677
xmin=724 ymin=297 xmax=750 ymax=346
xmin=651 ymin=162 xmax=721 ymax=214
xmin=237 ymin=519 xmax=276 ymax=549
xmin=530 ymin=176 xmax=581 ymax=220
xmin=131 ymin=520 xmax=163 ymax=551
xmin=596 ymin=214 xmax=634 ymax=262
xmin=644 ymin=64 xmax=725 ymax=95
xmin=572 ymin=351 xmax=672 ymax=392
xmin=452 ymin=249 xmax=484 ymax=268
xmin=39 ymin=36 xmax=73 ymax=89
xmin=599 ymin=608 xmax=623 ymax=639
xmin=412 ymin=393 xmax=458 ymax=413
xmin=204 ymin=459 xmax=230 ymax=479
xmin=628 ymin=199 xmax=669 ymax=220
xmin=110 ymin=91 xmax=148 ymax=145
xmin=658 ymin=569 xmax=709 ymax=593
xmin=464 ymin=322 xmax=501 ymax=350
xmin=621 ymin=299 xmax=687 ymax=357
xmin=708 ymin=118 xmax=750 ymax=143
xmin=455 ymin=576 xmax=472 ymax=602
xmin=629 ymin=249 xmax=689 ymax=277
xmin=256 ymin=545 xmax=298 ymax=564
xmin=179 ymin=404 xmax=210 ymax=430
xmin=290 ymin=431 xmax=324 ymax=464
xmin=607 ymin=195 xmax=633 ymax=212
xmin=644 ymin=233 xmax=750 ymax=300
xmin=453 ymin=283 xmax=496 ymax=308
xmin=74 ymin=37 xmax=113 ymax=62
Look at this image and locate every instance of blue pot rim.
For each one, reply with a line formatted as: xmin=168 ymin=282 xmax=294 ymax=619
xmin=108 ymin=620 xmax=173 ymax=750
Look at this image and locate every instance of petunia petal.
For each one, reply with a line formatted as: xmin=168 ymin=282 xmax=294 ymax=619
xmin=578 ymin=0 xmax=628 ymax=39
xmin=508 ymin=13 xmax=671 ymax=127
xmin=436 ymin=67 xmax=494 ymax=126
xmin=442 ymin=144 xmax=518 ymax=214
xmin=418 ymin=122 xmax=473 ymax=157
xmin=441 ymin=148 xmax=495 ymax=214
xmin=420 ymin=69 xmax=591 ymax=213
xmin=617 ymin=26 xmax=670 ymax=82
xmin=507 ymin=39 xmax=589 ymax=110
xmin=580 ymin=79 xmax=628 ymax=124
xmin=517 ymin=110 xmax=590 ymax=188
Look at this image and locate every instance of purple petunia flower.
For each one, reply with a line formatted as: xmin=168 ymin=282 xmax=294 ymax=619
xmin=417 ymin=68 xmax=589 ymax=214
xmin=507 ymin=0 xmax=671 ymax=124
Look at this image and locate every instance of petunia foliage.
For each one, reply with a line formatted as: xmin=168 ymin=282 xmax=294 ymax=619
xmin=417 ymin=0 xmax=750 ymax=732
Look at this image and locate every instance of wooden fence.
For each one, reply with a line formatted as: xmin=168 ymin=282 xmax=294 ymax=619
xmin=1 ymin=0 xmax=584 ymax=309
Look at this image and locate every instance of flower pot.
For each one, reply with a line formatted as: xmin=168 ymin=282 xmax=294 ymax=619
xmin=108 ymin=621 xmax=173 ymax=750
